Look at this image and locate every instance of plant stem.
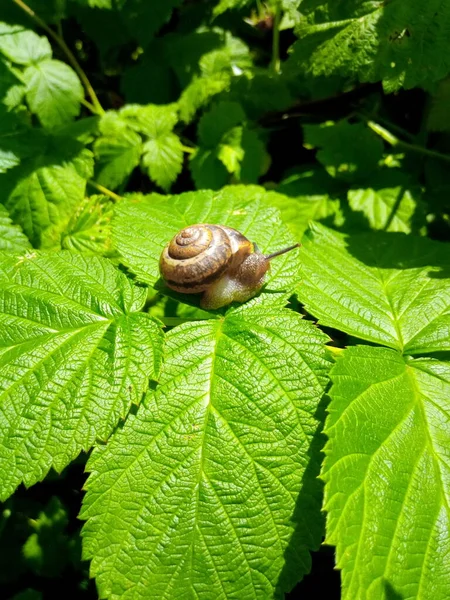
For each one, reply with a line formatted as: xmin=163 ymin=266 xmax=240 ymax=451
xmin=367 ymin=120 xmax=450 ymax=164
xmin=12 ymin=0 xmax=105 ymax=116
xmin=87 ymin=180 xmax=122 ymax=202
xmin=181 ymin=144 xmax=195 ymax=154
xmin=271 ymin=3 xmax=281 ymax=74
xmin=80 ymin=97 xmax=97 ymax=113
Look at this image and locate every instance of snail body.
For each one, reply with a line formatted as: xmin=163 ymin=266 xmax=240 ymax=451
xmin=159 ymin=224 xmax=299 ymax=309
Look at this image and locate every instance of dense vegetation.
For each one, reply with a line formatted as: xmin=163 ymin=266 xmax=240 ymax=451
xmin=0 ymin=1 xmax=449 ymax=599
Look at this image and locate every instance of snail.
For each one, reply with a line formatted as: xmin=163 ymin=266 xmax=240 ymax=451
xmin=159 ymin=224 xmax=299 ymax=309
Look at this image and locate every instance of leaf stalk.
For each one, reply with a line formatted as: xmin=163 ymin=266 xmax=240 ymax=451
xmin=12 ymin=0 xmax=105 ymax=116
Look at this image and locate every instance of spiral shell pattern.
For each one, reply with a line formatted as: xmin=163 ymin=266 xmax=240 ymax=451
xmin=160 ymin=224 xmax=252 ymax=294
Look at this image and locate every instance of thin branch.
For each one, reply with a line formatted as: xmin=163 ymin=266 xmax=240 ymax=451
xmin=12 ymin=0 xmax=105 ymax=116
xmin=367 ymin=120 xmax=450 ymax=164
xmin=271 ymin=3 xmax=281 ymax=74
xmin=87 ymin=180 xmax=122 ymax=202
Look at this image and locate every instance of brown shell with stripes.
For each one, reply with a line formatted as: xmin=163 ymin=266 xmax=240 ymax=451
xmin=159 ymin=224 xmax=268 ymax=309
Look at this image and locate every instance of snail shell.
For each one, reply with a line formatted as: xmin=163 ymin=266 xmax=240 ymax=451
xmin=159 ymin=224 xmax=299 ymax=310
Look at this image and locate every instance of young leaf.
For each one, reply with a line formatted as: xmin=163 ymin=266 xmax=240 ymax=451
xmin=0 ymin=204 xmax=31 ymax=251
xmin=61 ymin=194 xmax=115 ymax=256
xmin=296 ymin=223 xmax=450 ymax=354
xmin=112 ymin=186 xmax=301 ymax=303
xmin=81 ymin=307 xmax=330 ymax=599
xmin=323 ymin=346 xmax=450 ymax=600
xmin=23 ymin=59 xmax=83 ymax=128
xmin=121 ymin=104 xmax=183 ymax=191
xmin=94 ymin=112 xmax=142 ymax=190
xmin=141 ymin=132 xmax=183 ymax=191
xmin=0 ymin=252 xmax=163 ymax=501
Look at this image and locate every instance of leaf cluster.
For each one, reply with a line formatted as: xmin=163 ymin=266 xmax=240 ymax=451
xmin=0 ymin=1 xmax=449 ymax=599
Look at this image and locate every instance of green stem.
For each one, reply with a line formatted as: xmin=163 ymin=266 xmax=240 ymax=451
xmin=181 ymin=144 xmax=195 ymax=154
xmin=271 ymin=3 xmax=281 ymax=74
xmin=357 ymin=112 xmax=416 ymax=142
xmin=367 ymin=120 xmax=450 ymax=164
xmin=12 ymin=0 xmax=105 ymax=116
xmin=80 ymin=97 xmax=97 ymax=113
xmin=87 ymin=180 xmax=122 ymax=202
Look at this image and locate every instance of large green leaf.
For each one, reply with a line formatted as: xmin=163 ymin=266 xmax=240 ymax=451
xmin=0 ymin=252 xmax=163 ymax=501
xmin=23 ymin=60 xmax=83 ymax=128
xmin=296 ymin=223 xmax=450 ymax=354
xmin=323 ymin=346 xmax=450 ymax=600
xmin=0 ymin=204 xmax=30 ymax=251
xmin=291 ymin=0 xmax=450 ymax=91
xmin=81 ymin=306 xmax=330 ymax=599
xmin=112 ymin=186 xmax=302 ymax=307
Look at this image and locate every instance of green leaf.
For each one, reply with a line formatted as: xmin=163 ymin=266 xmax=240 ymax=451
xmin=120 ymin=40 xmax=176 ymax=106
xmin=267 ymin=167 xmax=345 ymax=239
xmin=112 ymin=186 xmax=301 ymax=306
xmin=226 ymin=73 xmax=293 ymax=121
xmin=2 ymin=136 xmax=94 ymax=248
xmin=176 ymin=31 xmax=251 ymax=123
xmin=0 ymin=57 xmax=25 ymax=109
xmin=23 ymin=497 xmax=72 ymax=577
xmin=198 ymin=101 xmax=246 ymax=147
xmin=296 ymin=223 xmax=450 ymax=354
xmin=323 ymin=346 xmax=450 ymax=600
xmin=120 ymin=103 xmax=178 ymax=137
xmin=81 ymin=306 xmax=330 ymax=599
xmin=23 ymin=59 xmax=83 ymax=128
xmin=0 ymin=252 xmax=164 ymax=500
xmin=119 ymin=104 xmax=183 ymax=190
xmin=142 ymin=132 xmax=183 ymax=191
xmin=0 ymin=104 xmax=44 ymax=173
xmin=303 ymin=120 xmax=384 ymax=182
xmin=213 ymin=0 xmax=250 ymax=16
xmin=291 ymin=1 xmax=450 ymax=91
xmin=189 ymin=147 xmax=229 ymax=190
xmin=0 ymin=204 xmax=30 ymax=251
xmin=94 ymin=112 xmax=142 ymax=190
xmin=61 ymin=195 xmax=115 ymax=256
xmin=348 ymin=170 xmax=424 ymax=233
xmin=0 ymin=22 xmax=52 ymax=65
xmin=121 ymin=0 xmax=184 ymax=46
xmin=428 ymin=78 xmax=450 ymax=132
